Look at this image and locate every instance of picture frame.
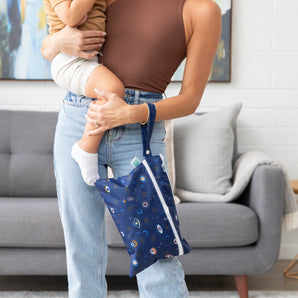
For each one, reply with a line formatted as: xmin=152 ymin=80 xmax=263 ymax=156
xmin=0 ymin=0 xmax=51 ymax=80
xmin=0 ymin=0 xmax=232 ymax=82
xmin=171 ymin=0 xmax=232 ymax=82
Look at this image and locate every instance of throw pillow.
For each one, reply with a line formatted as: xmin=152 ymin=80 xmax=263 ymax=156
xmin=173 ymin=102 xmax=242 ymax=197
xmin=164 ymin=120 xmax=180 ymax=204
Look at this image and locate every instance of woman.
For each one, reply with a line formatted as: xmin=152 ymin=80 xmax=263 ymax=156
xmin=41 ymin=0 xmax=221 ymax=297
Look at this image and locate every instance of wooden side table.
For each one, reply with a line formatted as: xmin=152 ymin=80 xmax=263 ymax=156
xmin=291 ymin=180 xmax=298 ymax=195
xmin=284 ymin=180 xmax=298 ymax=279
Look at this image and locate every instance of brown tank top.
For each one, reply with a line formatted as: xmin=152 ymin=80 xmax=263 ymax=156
xmin=100 ymin=0 xmax=186 ymax=93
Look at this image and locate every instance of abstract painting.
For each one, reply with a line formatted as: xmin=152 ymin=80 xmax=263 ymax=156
xmin=0 ymin=0 xmax=51 ymax=80
xmin=171 ymin=0 xmax=232 ymax=82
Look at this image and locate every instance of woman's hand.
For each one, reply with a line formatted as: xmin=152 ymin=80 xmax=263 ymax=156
xmin=41 ymin=26 xmax=106 ymax=61
xmin=86 ymin=90 xmax=131 ymax=136
xmin=57 ymin=26 xmax=105 ymax=58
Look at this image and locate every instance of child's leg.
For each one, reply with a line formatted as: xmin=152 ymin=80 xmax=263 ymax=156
xmin=78 ymin=64 xmax=124 ymax=153
xmin=71 ymin=101 xmax=104 ymax=186
xmin=79 ymin=64 xmax=125 ymax=152
xmin=85 ymin=64 xmax=125 ymax=99
xmin=71 ymin=65 xmax=125 ymax=186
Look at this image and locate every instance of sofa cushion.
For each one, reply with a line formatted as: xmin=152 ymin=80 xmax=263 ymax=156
xmin=106 ymin=202 xmax=259 ymax=248
xmin=0 ymin=110 xmax=58 ymax=197
xmin=173 ymin=103 xmax=242 ymax=196
xmin=0 ymin=197 xmax=65 ymax=248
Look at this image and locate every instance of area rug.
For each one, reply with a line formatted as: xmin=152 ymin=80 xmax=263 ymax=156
xmin=0 ymin=291 xmax=298 ymax=298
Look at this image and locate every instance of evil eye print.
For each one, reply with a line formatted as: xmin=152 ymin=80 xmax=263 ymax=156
xmin=130 ymin=240 xmax=138 ymax=248
xmin=137 ymin=208 xmax=143 ymax=215
xmin=140 ymin=175 xmax=146 ymax=182
xmin=142 ymin=230 xmax=149 ymax=236
xmin=120 ymin=231 xmax=125 ymax=237
xmin=127 ymin=196 xmax=134 ymax=201
xmin=157 ymin=224 xmax=163 ymax=234
xmin=175 ymin=214 xmax=179 ymax=221
xmin=132 ymin=260 xmax=138 ymax=266
xmin=142 ymin=201 xmax=149 ymax=208
xmin=122 ymin=199 xmax=127 ymax=203
xmin=165 ymin=254 xmax=173 ymax=258
xmin=173 ymin=239 xmax=178 ymax=244
xmin=150 ymin=248 xmax=157 ymax=255
xmin=110 ymin=208 xmax=115 ymax=214
xmin=161 ymin=162 xmax=166 ymax=172
xmin=105 ymin=186 xmax=111 ymax=193
xmin=133 ymin=218 xmax=141 ymax=229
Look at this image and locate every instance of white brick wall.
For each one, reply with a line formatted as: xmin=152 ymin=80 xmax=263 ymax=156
xmin=0 ymin=80 xmax=64 ymax=111
xmin=0 ymin=0 xmax=298 ymax=259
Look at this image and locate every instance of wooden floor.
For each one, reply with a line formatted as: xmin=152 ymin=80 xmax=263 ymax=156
xmin=0 ymin=261 xmax=297 ymax=292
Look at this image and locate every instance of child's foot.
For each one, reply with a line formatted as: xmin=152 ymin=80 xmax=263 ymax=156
xmin=71 ymin=143 xmax=100 ymax=186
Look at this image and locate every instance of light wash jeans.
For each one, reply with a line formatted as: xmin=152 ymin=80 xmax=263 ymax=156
xmin=53 ymin=89 xmax=189 ymax=298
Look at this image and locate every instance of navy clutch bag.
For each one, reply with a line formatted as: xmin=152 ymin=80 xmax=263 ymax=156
xmin=95 ymin=103 xmax=191 ymax=277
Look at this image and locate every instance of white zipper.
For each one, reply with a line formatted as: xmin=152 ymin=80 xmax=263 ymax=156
xmin=142 ymin=158 xmax=184 ymax=255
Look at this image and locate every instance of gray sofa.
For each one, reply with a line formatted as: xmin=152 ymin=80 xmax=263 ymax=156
xmin=0 ymin=110 xmax=283 ymax=298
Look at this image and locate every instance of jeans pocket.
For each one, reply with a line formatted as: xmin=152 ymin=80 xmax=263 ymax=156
xmin=63 ymin=92 xmax=95 ymax=107
xmin=63 ymin=98 xmax=93 ymax=107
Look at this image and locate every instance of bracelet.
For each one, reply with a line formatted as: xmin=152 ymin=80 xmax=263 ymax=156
xmin=140 ymin=103 xmax=150 ymax=125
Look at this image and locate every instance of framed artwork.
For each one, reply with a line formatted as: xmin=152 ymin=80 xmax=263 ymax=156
xmin=171 ymin=0 xmax=232 ymax=82
xmin=0 ymin=0 xmax=231 ymax=81
xmin=0 ymin=0 xmax=51 ymax=80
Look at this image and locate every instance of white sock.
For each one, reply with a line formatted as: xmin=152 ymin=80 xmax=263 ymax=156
xmin=71 ymin=143 xmax=100 ymax=186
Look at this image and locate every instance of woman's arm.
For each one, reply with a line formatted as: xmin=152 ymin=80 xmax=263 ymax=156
xmin=86 ymin=0 xmax=221 ymax=134
xmin=41 ymin=25 xmax=106 ymax=61
xmin=54 ymin=0 xmax=95 ymax=27
xmin=152 ymin=0 xmax=222 ymax=121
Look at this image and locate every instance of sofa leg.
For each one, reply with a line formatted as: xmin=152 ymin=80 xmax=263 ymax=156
xmin=234 ymin=275 xmax=249 ymax=298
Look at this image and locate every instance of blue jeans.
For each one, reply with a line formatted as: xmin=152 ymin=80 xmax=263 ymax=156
xmin=53 ymin=89 xmax=189 ymax=298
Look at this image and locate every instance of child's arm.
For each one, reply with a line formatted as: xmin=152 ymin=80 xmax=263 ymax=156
xmin=53 ymin=0 xmax=95 ymax=27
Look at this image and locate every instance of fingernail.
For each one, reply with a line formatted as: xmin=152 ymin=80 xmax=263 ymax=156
xmin=102 ymin=32 xmax=107 ymax=36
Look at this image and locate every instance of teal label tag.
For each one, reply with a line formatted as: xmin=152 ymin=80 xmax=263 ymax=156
xmin=131 ymin=157 xmax=141 ymax=167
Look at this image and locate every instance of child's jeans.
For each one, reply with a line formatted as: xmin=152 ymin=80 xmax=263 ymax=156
xmin=53 ymin=89 xmax=189 ymax=298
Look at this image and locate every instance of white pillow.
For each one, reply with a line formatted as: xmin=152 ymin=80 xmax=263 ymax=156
xmin=164 ymin=120 xmax=180 ymax=204
xmin=173 ymin=103 xmax=242 ymax=198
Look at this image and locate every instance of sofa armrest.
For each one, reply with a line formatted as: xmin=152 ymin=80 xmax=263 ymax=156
xmin=237 ymin=163 xmax=284 ymax=272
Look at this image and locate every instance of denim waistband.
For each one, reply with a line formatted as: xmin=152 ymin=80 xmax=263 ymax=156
xmin=124 ymin=89 xmax=163 ymax=105
xmin=63 ymin=89 xmax=163 ymax=106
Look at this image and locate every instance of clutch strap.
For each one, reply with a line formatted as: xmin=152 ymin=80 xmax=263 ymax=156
xmin=140 ymin=103 xmax=156 ymax=157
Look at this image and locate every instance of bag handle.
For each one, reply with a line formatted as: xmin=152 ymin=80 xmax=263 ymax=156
xmin=140 ymin=103 xmax=156 ymax=157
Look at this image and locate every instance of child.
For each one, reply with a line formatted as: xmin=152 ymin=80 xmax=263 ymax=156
xmin=43 ymin=0 xmax=125 ymax=186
